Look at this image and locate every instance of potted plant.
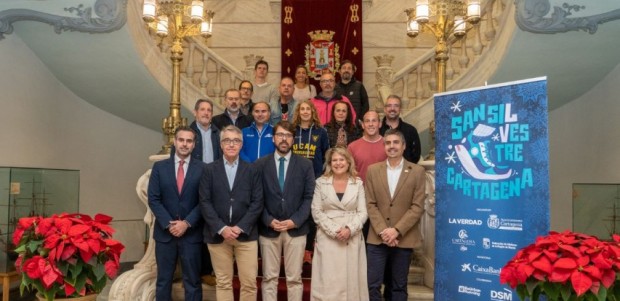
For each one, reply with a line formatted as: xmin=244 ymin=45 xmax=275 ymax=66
xmin=12 ymin=213 xmax=125 ymax=301
xmin=500 ymin=230 xmax=620 ymax=301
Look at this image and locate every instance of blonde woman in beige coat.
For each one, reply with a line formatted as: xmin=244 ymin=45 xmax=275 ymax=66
xmin=310 ymin=147 xmax=369 ymax=300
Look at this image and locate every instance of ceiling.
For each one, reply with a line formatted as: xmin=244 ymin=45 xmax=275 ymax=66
xmin=1 ymin=0 xmax=620 ymax=131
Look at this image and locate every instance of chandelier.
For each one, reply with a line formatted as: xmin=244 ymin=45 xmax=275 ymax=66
xmin=405 ymin=0 xmax=481 ymax=92
xmin=142 ymin=0 xmax=215 ymax=154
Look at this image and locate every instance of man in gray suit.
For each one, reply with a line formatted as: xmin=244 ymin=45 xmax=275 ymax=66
xmin=199 ymin=125 xmax=263 ymax=301
xmin=255 ymin=120 xmax=316 ymax=301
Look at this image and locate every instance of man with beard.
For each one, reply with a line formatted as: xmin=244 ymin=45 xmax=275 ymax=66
xmin=148 ymin=126 xmax=204 ymax=301
xmin=255 ymin=120 xmax=315 ymax=301
xmin=212 ymin=89 xmax=252 ymax=130
xmin=365 ymin=129 xmax=426 ymax=301
xmin=270 ymin=77 xmax=297 ymax=125
xmin=336 ymin=60 xmax=369 ymax=124
xmin=311 ymin=71 xmax=357 ymax=126
xmin=380 ymin=95 xmax=422 ymax=163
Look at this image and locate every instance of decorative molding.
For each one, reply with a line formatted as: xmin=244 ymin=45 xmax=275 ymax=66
xmin=0 ymin=0 xmax=127 ymax=40
xmin=515 ymin=0 xmax=620 ymax=34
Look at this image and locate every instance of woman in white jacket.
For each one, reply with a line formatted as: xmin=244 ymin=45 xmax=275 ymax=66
xmin=310 ymin=147 xmax=369 ymax=300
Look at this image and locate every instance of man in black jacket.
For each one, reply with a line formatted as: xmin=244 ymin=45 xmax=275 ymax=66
xmin=380 ymin=94 xmax=422 ymax=163
xmin=336 ymin=60 xmax=369 ymax=124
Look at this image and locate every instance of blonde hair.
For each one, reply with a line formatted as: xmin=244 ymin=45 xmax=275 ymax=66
xmin=292 ymin=99 xmax=322 ymax=128
xmin=322 ymin=147 xmax=358 ymax=182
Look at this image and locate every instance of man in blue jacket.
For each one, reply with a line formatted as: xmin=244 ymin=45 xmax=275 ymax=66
xmin=240 ymin=101 xmax=275 ymax=162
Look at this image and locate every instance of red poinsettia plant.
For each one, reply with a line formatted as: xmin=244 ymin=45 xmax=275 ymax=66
xmin=500 ymin=230 xmax=620 ymax=301
xmin=12 ymin=213 xmax=125 ymax=301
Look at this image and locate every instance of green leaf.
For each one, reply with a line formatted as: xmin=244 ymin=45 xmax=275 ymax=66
xmin=13 ymin=244 xmax=26 ymax=253
xmin=596 ymin=286 xmax=607 ymax=301
xmin=93 ymin=263 xmax=106 ymax=280
xmin=527 ymin=279 xmax=540 ymax=296
xmin=74 ymin=273 xmax=87 ymax=294
xmin=561 ymin=284 xmax=573 ymax=301
xmin=543 ymin=281 xmax=561 ymax=300
xmin=517 ymin=284 xmax=529 ymax=300
xmin=27 ymin=240 xmax=43 ymax=253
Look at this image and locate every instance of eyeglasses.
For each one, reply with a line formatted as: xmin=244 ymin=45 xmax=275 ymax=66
xmin=320 ymin=79 xmax=335 ymax=84
xmin=274 ymin=133 xmax=294 ymax=139
xmin=240 ymin=87 xmax=252 ymax=91
xmin=221 ymin=138 xmax=242 ymax=145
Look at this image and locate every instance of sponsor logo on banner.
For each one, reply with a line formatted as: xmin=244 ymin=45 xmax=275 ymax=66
xmin=452 ymin=229 xmax=476 ymax=248
xmin=461 ymin=263 xmax=502 ymax=276
xmin=449 ymin=218 xmax=483 ymax=225
xmin=482 ymin=237 xmax=518 ymax=250
xmin=487 ymin=214 xmax=523 ymax=231
xmin=491 ymin=288 xmax=514 ymax=300
xmin=458 ymin=285 xmax=481 ymax=297
xmin=476 ymin=278 xmax=492 ymax=283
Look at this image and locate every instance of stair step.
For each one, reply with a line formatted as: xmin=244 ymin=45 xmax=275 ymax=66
xmin=408 ymin=284 xmax=434 ymax=301
xmin=408 ymin=265 xmax=425 ymax=284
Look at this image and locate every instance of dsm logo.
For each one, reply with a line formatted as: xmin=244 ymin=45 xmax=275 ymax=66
xmin=491 ymin=288 xmax=513 ymax=301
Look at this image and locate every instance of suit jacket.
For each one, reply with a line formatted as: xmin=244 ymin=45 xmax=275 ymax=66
xmin=190 ymin=121 xmax=222 ymax=162
xmin=255 ymin=153 xmax=316 ymax=238
xmin=148 ymin=157 xmax=204 ymax=243
xmin=199 ymin=159 xmax=263 ymax=244
xmin=169 ymin=121 xmax=222 ymax=163
xmin=365 ymin=159 xmax=426 ymax=249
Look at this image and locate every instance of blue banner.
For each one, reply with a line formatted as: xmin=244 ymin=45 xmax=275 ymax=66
xmin=433 ymin=78 xmax=550 ymax=301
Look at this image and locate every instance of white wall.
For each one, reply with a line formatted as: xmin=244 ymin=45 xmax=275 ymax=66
xmin=0 ymin=34 xmax=162 ymax=262
xmin=549 ymin=63 xmax=620 ymax=231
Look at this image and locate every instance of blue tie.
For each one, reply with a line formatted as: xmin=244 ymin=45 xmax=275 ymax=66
xmin=278 ymin=157 xmax=286 ymax=191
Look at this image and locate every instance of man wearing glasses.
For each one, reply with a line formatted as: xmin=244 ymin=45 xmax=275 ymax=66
xmin=255 ymin=121 xmax=316 ymax=301
xmin=239 ymin=80 xmax=255 ymax=119
xmin=380 ymin=95 xmax=422 ymax=164
xmin=199 ymin=125 xmax=263 ymax=301
xmin=311 ymin=71 xmax=357 ymax=126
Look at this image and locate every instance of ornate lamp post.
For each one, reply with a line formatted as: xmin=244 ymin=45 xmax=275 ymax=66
xmin=142 ymin=0 xmax=214 ymax=154
xmin=405 ymin=0 xmax=480 ymax=93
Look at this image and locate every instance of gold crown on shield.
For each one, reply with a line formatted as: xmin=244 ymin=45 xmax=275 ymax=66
xmin=307 ymin=30 xmax=335 ymax=42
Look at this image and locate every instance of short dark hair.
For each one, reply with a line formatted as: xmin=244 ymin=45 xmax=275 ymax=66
xmin=194 ymin=98 xmax=214 ymax=111
xmin=385 ymin=94 xmax=402 ymax=106
xmin=273 ymin=120 xmax=296 ymax=135
xmin=224 ymin=89 xmax=240 ymax=99
xmin=255 ymin=60 xmax=269 ymax=70
xmin=175 ymin=125 xmax=196 ymax=139
xmin=340 ymin=60 xmax=356 ymax=72
xmin=383 ymin=128 xmax=405 ymax=143
xmin=239 ymin=80 xmax=253 ymax=91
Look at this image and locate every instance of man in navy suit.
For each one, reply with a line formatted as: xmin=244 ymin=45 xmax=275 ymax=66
xmin=148 ymin=126 xmax=204 ymax=301
xmin=200 ymin=125 xmax=263 ymax=301
xmin=255 ymin=120 xmax=316 ymax=301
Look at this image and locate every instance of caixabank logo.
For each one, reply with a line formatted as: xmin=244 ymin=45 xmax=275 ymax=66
xmin=443 ymin=102 xmax=534 ymax=200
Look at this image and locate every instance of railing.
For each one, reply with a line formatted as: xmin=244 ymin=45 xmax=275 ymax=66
xmin=374 ymin=0 xmax=516 ymax=132
xmin=181 ymin=38 xmax=256 ymax=106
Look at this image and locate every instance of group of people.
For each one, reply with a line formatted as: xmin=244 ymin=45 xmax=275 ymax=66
xmin=148 ymin=59 xmax=426 ymax=301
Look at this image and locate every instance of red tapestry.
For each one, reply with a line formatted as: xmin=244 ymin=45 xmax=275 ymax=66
xmin=281 ymin=0 xmax=363 ymax=83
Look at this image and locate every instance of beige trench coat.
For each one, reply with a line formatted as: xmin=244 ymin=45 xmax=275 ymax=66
xmin=310 ymin=176 xmax=369 ymax=301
